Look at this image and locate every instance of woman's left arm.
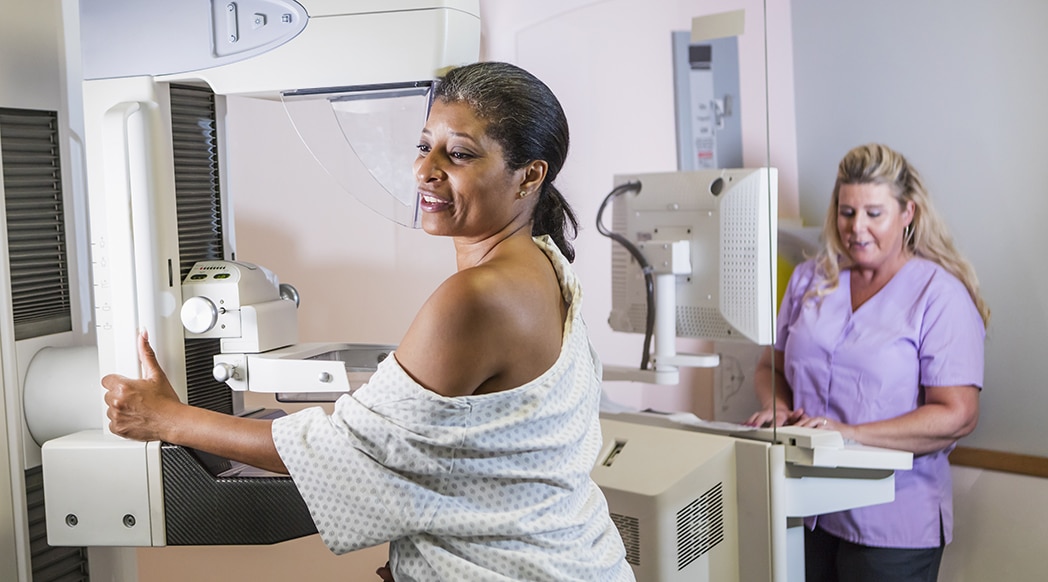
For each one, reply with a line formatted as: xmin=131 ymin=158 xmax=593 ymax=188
xmin=807 ymin=385 xmax=980 ymax=455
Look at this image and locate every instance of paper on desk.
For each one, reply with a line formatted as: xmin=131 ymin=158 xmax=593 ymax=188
xmin=662 ymin=411 xmax=758 ymax=434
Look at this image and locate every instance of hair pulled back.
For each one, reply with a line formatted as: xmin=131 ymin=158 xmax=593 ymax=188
xmin=434 ymin=61 xmax=579 ymax=262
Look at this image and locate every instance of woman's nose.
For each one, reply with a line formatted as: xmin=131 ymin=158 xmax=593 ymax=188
xmin=415 ymin=152 xmax=445 ymax=184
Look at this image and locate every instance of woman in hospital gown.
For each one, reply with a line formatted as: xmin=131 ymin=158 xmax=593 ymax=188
xmin=102 ymin=61 xmax=634 ymax=581
xmin=747 ymin=143 xmax=990 ymax=582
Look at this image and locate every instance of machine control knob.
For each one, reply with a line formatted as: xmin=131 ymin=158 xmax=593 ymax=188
xmin=213 ymin=362 xmax=237 ymax=383
xmin=181 ymin=296 xmax=219 ymax=334
xmin=279 ymin=283 xmax=300 ymax=307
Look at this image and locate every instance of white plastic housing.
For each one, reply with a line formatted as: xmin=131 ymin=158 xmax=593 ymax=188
xmin=42 ymin=432 xmax=165 ymax=546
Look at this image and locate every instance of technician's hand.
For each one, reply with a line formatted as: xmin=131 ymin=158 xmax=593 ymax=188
xmin=793 ymin=415 xmax=858 ymax=440
xmin=795 ymin=414 xmax=833 ymax=430
xmin=745 ymin=406 xmax=805 ymax=428
xmin=101 ymin=331 xmax=184 ymax=442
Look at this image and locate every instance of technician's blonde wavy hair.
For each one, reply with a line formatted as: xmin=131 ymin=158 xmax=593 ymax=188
xmin=808 ymin=143 xmax=990 ymax=327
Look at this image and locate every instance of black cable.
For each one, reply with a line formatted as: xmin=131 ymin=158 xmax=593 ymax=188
xmin=596 ymin=180 xmax=656 ymax=371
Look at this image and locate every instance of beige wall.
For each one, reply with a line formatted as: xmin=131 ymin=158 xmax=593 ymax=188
xmin=137 ymin=537 xmax=388 ymax=581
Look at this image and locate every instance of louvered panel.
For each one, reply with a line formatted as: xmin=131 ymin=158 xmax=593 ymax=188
xmin=3 ymin=187 xmax=60 ymax=202
xmin=25 ymin=466 xmax=90 ymax=581
xmin=170 ymin=85 xmax=223 ymax=282
xmin=184 ymin=338 xmax=232 ymax=413
xmin=0 ymin=108 xmax=71 ymax=339
xmin=6 ymin=246 xmax=65 ymax=260
xmin=6 ymin=222 xmax=64 ymax=236
xmin=676 ymin=482 xmax=725 ymax=571
xmin=169 ymin=84 xmax=231 ymax=414
xmin=8 ymin=290 xmax=67 ymax=305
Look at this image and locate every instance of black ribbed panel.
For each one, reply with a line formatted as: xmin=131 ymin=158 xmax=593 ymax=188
xmin=183 ymin=338 xmax=232 ymax=413
xmin=161 ymin=444 xmax=316 ymax=545
xmin=0 ymin=108 xmax=72 ymax=339
xmin=169 ymin=84 xmax=232 ymax=414
xmin=25 ymin=466 xmax=90 ymax=581
xmin=170 ymin=84 xmax=224 ymax=278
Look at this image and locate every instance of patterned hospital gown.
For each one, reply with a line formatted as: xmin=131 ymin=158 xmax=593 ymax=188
xmin=272 ymin=236 xmax=634 ymax=581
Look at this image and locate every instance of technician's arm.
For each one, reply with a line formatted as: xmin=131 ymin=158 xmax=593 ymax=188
xmin=101 ymin=332 xmax=288 ymax=474
xmin=808 ymin=385 xmax=980 ymax=455
xmin=746 ymin=347 xmax=804 ymax=427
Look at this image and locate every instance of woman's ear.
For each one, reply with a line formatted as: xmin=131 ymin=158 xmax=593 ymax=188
xmin=518 ymin=160 xmax=548 ymax=197
xmin=903 ymin=199 xmax=916 ymax=225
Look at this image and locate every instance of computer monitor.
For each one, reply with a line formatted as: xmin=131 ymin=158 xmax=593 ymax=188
xmin=607 ymin=168 xmax=777 ymax=345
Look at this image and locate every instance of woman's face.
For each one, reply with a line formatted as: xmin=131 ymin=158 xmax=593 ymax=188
xmin=413 ymin=100 xmax=528 ymax=239
xmin=836 ymin=182 xmax=914 ymax=272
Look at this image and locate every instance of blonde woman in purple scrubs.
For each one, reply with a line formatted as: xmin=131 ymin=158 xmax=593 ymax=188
xmin=747 ymin=143 xmax=990 ymax=582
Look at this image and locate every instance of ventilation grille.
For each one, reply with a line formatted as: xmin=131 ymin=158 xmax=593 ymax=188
xmin=0 ymin=108 xmax=72 ymax=339
xmin=677 ymin=482 xmax=725 ymax=571
xmin=25 ymin=466 xmax=90 ymax=581
xmin=608 ymin=192 xmax=648 ymax=334
xmin=719 ymin=185 xmax=760 ymax=334
xmin=170 ymin=84 xmax=231 ymax=414
xmin=678 ymin=305 xmax=731 ymax=338
xmin=609 ymin=512 xmax=641 ymax=567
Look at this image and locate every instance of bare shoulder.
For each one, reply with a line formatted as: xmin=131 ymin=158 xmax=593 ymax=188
xmin=395 ymin=246 xmax=566 ymax=397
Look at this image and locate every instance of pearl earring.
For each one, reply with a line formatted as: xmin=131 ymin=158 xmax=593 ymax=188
xmin=518 ymin=190 xmax=528 ymax=199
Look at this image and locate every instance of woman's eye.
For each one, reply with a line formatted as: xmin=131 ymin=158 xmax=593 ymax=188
xmin=450 ymin=151 xmax=473 ymax=160
xmin=416 ymin=144 xmax=431 ymax=154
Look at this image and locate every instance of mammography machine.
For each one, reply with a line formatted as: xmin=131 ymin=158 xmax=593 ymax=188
xmin=32 ymin=0 xmax=481 ymax=549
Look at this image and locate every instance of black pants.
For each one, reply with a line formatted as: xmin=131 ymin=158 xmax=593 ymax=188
xmin=804 ymin=526 xmax=945 ymax=582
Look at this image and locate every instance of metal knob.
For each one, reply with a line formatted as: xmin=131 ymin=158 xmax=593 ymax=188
xmin=279 ymin=283 xmax=300 ymax=307
xmin=181 ymin=296 xmax=219 ymax=334
xmin=213 ymin=362 xmax=236 ymax=383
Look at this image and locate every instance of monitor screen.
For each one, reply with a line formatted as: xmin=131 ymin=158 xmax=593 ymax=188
xmin=607 ymin=168 xmax=778 ymax=345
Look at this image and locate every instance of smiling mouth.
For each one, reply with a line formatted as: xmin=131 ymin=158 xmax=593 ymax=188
xmin=419 ymin=192 xmax=452 ymax=211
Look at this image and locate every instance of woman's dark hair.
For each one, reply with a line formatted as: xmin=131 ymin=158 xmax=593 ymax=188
xmin=433 ymin=61 xmax=579 ymax=262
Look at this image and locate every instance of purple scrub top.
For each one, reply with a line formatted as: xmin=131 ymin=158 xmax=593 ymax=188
xmin=775 ymin=258 xmax=985 ymax=548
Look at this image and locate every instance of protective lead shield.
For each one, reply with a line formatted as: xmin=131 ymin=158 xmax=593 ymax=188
xmin=281 ymin=83 xmax=433 ymax=228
